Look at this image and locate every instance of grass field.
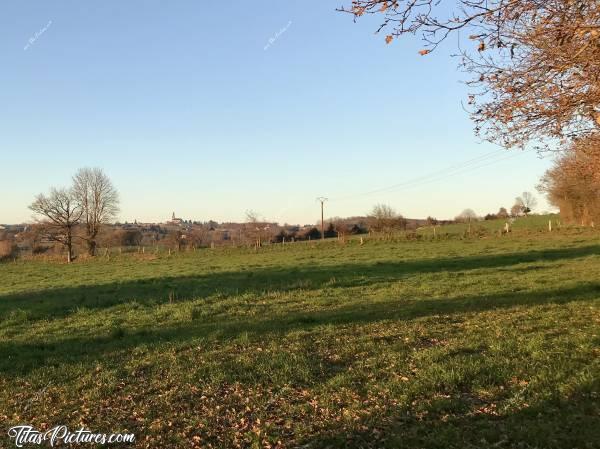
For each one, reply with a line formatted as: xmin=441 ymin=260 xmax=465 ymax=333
xmin=0 ymin=217 xmax=599 ymax=448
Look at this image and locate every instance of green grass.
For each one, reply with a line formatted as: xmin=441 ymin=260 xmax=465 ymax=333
xmin=0 ymin=217 xmax=599 ymax=448
xmin=416 ymin=213 xmax=563 ymax=238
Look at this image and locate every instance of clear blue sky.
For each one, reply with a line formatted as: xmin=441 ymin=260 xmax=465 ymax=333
xmin=0 ymin=1 xmax=553 ymax=225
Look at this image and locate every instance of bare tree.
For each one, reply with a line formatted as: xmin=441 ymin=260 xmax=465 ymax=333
xmin=455 ymin=208 xmax=478 ymax=234
xmin=245 ymin=210 xmax=261 ymax=225
xmin=0 ymin=235 xmax=18 ymax=261
xmin=515 ymin=192 xmax=537 ymax=216
xmin=455 ymin=209 xmax=478 ymax=223
xmin=187 ymin=227 xmax=210 ymax=249
xmin=72 ymin=168 xmax=119 ymax=256
xmin=425 ymin=216 xmax=438 ymax=226
xmin=369 ymin=204 xmax=394 ymax=231
xmin=244 ymin=210 xmax=265 ymax=247
xmin=29 ymin=188 xmax=83 ymax=263
xmin=511 ymin=203 xmax=525 ymax=218
xmin=18 ymin=223 xmax=46 ymax=255
xmin=330 ymin=217 xmax=351 ymax=241
xmin=368 ymin=204 xmax=406 ymax=233
xmin=165 ymin=229 xmax=185 ymax=251
xmin=497 ymin=207 xmax=510 ymax=219
xmin=109 ymin=228 xmax=143 ymax=248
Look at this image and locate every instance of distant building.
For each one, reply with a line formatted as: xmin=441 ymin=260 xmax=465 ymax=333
xmin=168 ymin=212 xmax=184 ymax=226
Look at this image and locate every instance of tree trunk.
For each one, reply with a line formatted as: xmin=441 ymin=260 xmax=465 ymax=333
xmin=86 ymin=228 xmax=99 ymax=256
xmin=66 ymin=228 xmax=74 ymax=263
xmin=87 ymin=240 xmax=97 ymax=257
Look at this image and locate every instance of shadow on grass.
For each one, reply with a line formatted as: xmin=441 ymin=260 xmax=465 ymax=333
xmin=1 ymin=281 xmax=598 ymax=377
xmin=296 ymin=379 xmax=600 ymax=449
xmin=1 ymin=244 xmax=598 ymax=324
xmin=2 ymin=244 xmax=598 ymax=448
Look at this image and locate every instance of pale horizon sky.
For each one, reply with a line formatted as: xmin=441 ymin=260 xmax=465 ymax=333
xmin=0 ymin=1 xmax=555 ymax=225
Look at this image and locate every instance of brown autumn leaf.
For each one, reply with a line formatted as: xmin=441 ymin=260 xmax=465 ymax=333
xmin=385 ymin=35 xmax=393 ymax=44
xmin=353 ymin=6 xmax=366 ymax=16
xmin=418 ymin=49 xmax=430 ymax=56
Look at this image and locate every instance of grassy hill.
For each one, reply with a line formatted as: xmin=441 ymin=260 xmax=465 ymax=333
xmin=0 ymin=225 xmax=598 ymax=448
xmin=415 ymin=213 xmax=563 ymax=237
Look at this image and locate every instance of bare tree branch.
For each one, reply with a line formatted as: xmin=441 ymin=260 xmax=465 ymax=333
xmin=341 ymin=0 xmax=600 ymax=150
xmin=29 ymin=187 xmax=83 ymax=263
xmin=72 ymin=167 xmax=119 ymax=256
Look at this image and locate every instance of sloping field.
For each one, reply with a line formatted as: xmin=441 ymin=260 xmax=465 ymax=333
xmin=1 ymin=221 xmax=598 ymax=448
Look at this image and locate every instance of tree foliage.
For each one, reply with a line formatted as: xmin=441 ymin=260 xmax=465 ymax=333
xmin=341 ymin=0 xmax=600 ymax=151
xmin=539 ymin=135 xmax=600 ymax=225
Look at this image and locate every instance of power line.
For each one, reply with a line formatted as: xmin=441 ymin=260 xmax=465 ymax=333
xmin=332 ymin=149 xmax=506 ymax=200
xmin=331 ymin=149 xmax=533 ymax=202
xmin=270 ymin=150 xmax=535 ymax=225
xmin=382 ymin=149 xmax=533 ymax=193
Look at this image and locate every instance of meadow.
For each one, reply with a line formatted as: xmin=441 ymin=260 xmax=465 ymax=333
xmin=0 ymin=216 xmax=598 ymax=448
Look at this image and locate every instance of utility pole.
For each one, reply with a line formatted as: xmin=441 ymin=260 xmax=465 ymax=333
xmin=316 ymin=197 xmax=328 ymax=240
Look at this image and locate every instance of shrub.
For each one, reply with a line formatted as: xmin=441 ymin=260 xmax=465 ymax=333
xmin=0 ymin=240 xmax=17 ymax=261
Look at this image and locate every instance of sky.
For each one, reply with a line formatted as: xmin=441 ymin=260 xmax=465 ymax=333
xmin=0 ymin=1 xmax=555 ymax=225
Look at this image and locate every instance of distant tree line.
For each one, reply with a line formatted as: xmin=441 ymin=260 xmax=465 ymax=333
xmin=457 ymin=192 xmax=538 ymax=223
xmin=0 ymin=178 xmax=567 ymax=265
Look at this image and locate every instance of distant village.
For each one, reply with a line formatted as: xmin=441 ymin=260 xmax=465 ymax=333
xmin=0 ymin=211 xmax=436 ymax=257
